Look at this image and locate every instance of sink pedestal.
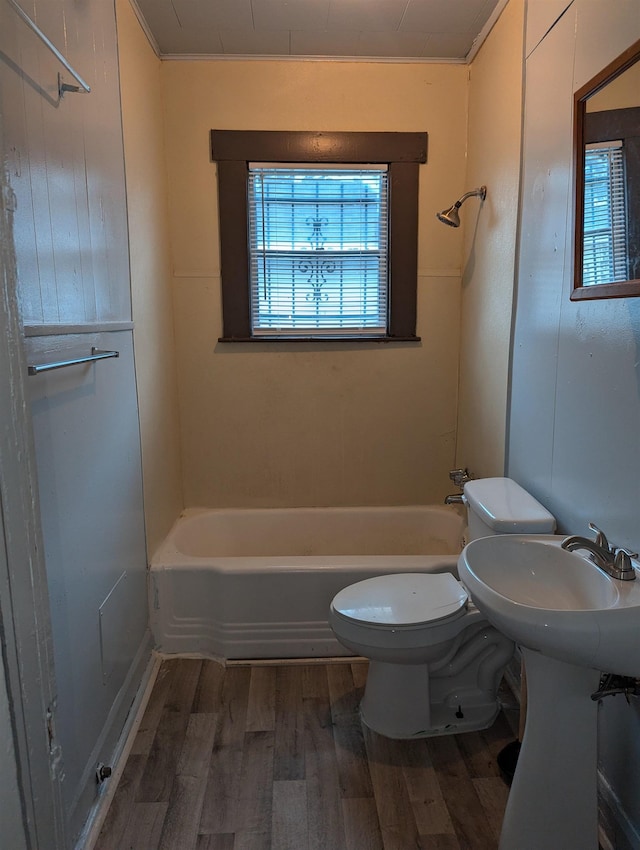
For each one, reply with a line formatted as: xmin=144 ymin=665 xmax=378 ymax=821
xmin=499 ymin=648 xmax=601 ymax=850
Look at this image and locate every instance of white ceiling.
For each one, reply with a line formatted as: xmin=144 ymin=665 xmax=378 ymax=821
xmin=133 ymin=0 xmax=504 ymax=61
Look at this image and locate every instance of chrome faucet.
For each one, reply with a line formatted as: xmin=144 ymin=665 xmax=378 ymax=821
xmin=444 ymin=493 xmax=465 ymax=505
xmin=444 ymin=468 xmax=474 ymax=506
xmin=561 ymin=523 xmax=637 ymax=581
xmin=449 ymin=468 xmax=474 ymax=489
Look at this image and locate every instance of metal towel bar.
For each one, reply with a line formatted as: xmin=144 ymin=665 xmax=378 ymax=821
xmin=6 ymin=0 xmax=91 ymax=95
xmin=28 ymin=348 xmax=119 ymax=376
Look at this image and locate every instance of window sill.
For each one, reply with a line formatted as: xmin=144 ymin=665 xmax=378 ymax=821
xmin=217 ymin=335 xmax=422 ymax=343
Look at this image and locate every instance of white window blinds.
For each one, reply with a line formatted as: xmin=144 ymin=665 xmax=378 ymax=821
xmin=247 ymin=164 xmax=389 ymax=337
xmin=583 ymin=141 xmax=628 ymax=286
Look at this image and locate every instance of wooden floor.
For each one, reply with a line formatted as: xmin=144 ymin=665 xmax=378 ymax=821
xmin=94 ymin=657 xmax=521 ymax=850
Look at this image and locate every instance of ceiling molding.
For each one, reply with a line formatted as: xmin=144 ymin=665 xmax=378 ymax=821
xmin=465 ymin=0 xmax=510 ymax=62
xmin=160 ymin=52 xmax=467 ymax=65
xmin=127 ymin=0 xmax=160 ymax=57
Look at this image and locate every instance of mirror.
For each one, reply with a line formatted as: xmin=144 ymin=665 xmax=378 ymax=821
xmin=573 ymin=39 xmax=640 ymax=300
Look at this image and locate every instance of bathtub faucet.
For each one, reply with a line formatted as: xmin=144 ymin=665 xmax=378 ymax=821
xmin=444 ymin=494 xmax=465 ymax=505
xmin=449 ymin=468 xmax=474 ymax=489
xmin=445 ymin=468 xmax=474 ymax=504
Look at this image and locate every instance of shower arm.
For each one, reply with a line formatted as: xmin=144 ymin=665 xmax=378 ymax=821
xmin=436 ymin=186 xmax=487 ymax=227
xmin=455 ymin=186 xmax=487 ymax=208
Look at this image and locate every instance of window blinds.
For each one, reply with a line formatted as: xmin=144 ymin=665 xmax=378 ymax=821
xmin=247 ymin=164 xmax=389 ymax=336
xmin=583 ymin=142 xmax=628 ymax=286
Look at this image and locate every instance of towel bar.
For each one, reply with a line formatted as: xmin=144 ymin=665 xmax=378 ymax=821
xmin=28 ymin=348 xmax=119 ymax=376
xmin=6 ymin=0 xmax=91 ymax=95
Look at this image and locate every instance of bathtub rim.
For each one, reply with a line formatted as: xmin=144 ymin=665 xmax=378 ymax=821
xmin=150 ymin=553 xmax=463 ymax=574
xmin=151 ymin=503 xmax=466 ymax=565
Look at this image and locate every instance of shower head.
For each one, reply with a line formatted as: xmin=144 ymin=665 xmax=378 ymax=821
xmin=436 ymin=203 xmax=462 ymax=228
xmin=436 ymin=186 xmax=487 ymax=228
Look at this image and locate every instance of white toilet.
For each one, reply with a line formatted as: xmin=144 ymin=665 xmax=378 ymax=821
xmin=329 ymin=477 xmax=556 ymax=739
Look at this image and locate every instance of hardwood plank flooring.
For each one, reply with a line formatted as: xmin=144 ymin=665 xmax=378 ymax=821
xmin=94 ymin=658 xmax=520 ymax=850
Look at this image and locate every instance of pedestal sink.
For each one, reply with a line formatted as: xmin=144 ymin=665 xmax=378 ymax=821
xmin=458 ymin=534 xmax=640 ymax=850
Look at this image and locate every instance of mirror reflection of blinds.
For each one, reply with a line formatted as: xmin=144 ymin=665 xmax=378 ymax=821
xmin=583 ymin=141 xmax=628 ymax=286
xmin=247 ymin=164 xmax=389 ymax=336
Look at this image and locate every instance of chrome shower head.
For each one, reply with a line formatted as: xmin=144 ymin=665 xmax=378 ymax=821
xmin=437 ymin=203 xmax=462 ymax=227
xmin=436 ymin=186 xmax=487 ymax=228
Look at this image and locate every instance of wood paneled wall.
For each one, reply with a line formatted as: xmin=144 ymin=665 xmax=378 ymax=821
xmin=2 ymin=0 xmax=131 ymax=327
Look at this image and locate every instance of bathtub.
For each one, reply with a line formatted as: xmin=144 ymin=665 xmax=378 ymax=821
xmin=150 ymin=505 xmax=465 ymax=659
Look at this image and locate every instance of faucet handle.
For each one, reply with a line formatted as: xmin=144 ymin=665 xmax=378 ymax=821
xmin=588 ymin=522 xmax=612 ymax=552
xmin=614 ymin=548 xmax=638 ymax=577
xmin=613 ymin=549 xmax=638 ymax=579
xmin=449 ymin=468 xmax=474 ymax=488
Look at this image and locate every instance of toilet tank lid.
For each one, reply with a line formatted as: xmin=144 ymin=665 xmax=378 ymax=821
xmin=463 ymin=477 xmax=556 ymax=533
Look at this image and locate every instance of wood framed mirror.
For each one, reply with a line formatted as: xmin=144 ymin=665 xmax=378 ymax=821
xmin=573 ymin=39 xmax=640 ymax=300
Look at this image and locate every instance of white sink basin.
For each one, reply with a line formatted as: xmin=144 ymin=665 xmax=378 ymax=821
xmin=458 ymin=534 xmax=640 ymax=677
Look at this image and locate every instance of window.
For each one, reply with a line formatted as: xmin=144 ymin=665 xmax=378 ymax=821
xmin=248 ymin=164 xmax=388 ymax=337
xmin=211 ymin=130 xmax=427 ymax=341
xmin=582 ymin=141 xmax=628 ymax=286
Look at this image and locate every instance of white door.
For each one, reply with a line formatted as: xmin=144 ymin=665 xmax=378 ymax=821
xmin=0 ymin=121 xmax=65 ymax=848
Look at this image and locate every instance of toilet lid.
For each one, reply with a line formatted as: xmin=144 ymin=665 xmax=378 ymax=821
xmin=331 ymin=573 xmax=468 ymax=627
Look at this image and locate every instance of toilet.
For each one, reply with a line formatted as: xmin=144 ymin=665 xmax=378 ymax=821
xmin=329 ymin=477 xmax=556 ymax=739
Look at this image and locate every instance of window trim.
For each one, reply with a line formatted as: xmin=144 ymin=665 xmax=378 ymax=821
xmin=211 ymin=130 xmax=427 ymax=342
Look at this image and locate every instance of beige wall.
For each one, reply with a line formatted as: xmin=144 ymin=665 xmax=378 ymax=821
xmin=117 ymin=0 xmax=184 ymax=553
xmin=456 ymin=0 xmax=525 ymax=477
xmin=162 ymin=59 xmax=468 ymax=508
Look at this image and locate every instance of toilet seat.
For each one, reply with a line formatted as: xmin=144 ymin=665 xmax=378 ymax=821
xmin=330 ymin=573 xmax=468 ymax=630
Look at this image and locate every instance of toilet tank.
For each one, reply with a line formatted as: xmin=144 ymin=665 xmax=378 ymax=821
xmin=463 ymin=477 xmax=556 ymax=541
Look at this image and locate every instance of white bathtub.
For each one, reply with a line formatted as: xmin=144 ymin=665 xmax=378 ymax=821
xmin=150 ymin=505 xmax=465 ymax=659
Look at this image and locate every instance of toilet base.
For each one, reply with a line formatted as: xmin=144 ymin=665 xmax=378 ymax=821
xmin=361 ymin=701 xmax=500 ymax=739
xmin=359 ymin=658 xmax=502 ymax=739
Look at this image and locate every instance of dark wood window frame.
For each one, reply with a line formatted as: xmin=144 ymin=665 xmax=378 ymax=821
xmin=211 ymin=130 xmax=427 ymax=342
